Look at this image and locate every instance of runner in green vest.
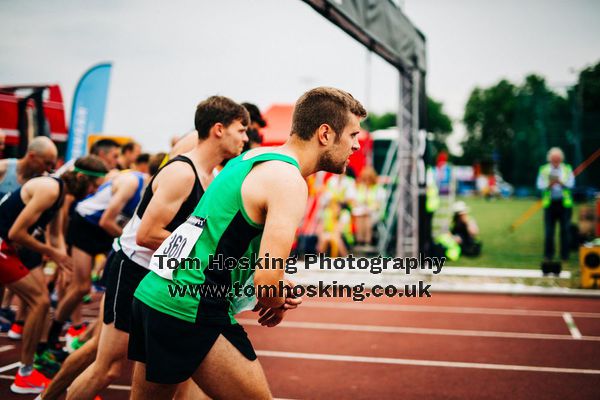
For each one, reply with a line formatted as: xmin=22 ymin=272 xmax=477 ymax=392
xmin=128 ymin=87 xmax=367 ymax=400
xmin=536 ymin=147 xmax=574 ymax=261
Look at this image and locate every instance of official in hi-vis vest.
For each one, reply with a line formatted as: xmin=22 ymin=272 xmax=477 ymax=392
xmin=536 ymin=147 xmax=574 ymax=261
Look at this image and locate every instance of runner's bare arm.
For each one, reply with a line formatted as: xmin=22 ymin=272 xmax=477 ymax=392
xmin=99 ymin=173 xmax=141 ymax=237
xmin=136 ymin=162 xmax=196 ymax=250
xmin=252 ymin=163 xmax=308 ymax=309
xmin=8 ymin=177 xmax=69 ymax=266
xmin=47 ymin=207 xmax=66 ymax=253
xmin=59 ymin=193 xmax=75 ymax=236
xmin=46 ymin=183 xmax=69 ymax=251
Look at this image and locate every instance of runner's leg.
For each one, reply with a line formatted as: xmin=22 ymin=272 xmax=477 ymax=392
xmin=173 ymin=379 xmax=210 ymax=400
xmin=8 ymin=274 xmax=50 ymax=365
xmin=40 ymin=296 xmax=104 ymax=400
xmin=131 ymin=362 xmax=179 ymax=400
xmin=49 ymin=247 xmax=92 ymax=348
xmin=54 ymin=247 xmax=93 ymax=321
xmin=191 ymin=334 xmax=272 ymax=400
xmin=66 ymin=322 xmax=129 ymax=400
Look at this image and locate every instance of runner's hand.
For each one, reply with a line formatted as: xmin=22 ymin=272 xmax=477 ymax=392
xmin=253 ymin=279 xmax=302 ymax=310
xmin=50 ymin=248 xmax=72 ymax=270
xmin=282 ymin=295 xmax=302 ymax=310
xmin=282 ymin=278 xmax=302 ymax=310
xmin=257 ymin=306 xmax=285 ymax=327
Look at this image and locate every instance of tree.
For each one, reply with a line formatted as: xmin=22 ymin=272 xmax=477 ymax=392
xmin=364 ymin=96 xmax=453 ymax=156
xmin=573 ymin=61 xmax=600 ymax=186
xmin=460 ymin=80 xmax=517 ymax=179
xmin=363 ymin=112 xmax=396 ymax=131
xmin=459 ymin=76 xmax=573 ymax=187
xmin=426 ymin=97 xmax=453 ymax=156
xmin=511 ymin=75 xmax=571 ymax=186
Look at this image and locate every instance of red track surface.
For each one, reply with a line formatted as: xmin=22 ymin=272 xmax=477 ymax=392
xmin=1 ymin=292 xmax=599 ymax=399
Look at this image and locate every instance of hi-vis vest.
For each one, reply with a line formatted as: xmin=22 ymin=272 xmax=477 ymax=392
xmin=426 ymin=166 xmax=440 ymax=213
xmin=434 ymin=233 xmax=461 ymax=261
xmin=356 ymin=185 xmax=379 ymax=211
xmin=322 ymin=207 xmax=354 ymax=245
xmin=538 ymin=163 xmax=573 ymax=208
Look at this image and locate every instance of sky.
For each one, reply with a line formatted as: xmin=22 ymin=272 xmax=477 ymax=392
xmin=1 ymin=0 xmax=599 ymax=153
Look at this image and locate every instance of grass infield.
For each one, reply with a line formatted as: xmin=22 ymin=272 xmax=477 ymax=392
xmin=443 ymin=196 xmax=580 ymax=270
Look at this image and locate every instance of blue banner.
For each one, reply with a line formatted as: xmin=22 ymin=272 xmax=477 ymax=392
xmin=65 ymin=63 xmax=112 ymax=161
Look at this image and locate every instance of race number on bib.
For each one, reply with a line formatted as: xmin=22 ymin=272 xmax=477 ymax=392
xmin=148 ymin=216 xmax=206 ymax=280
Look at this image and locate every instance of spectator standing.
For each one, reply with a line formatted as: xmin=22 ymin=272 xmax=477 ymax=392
xmin=536 ymin=147 xmax=574 ymax=262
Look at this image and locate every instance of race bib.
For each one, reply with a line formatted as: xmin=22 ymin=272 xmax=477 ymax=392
xmin=148 ymin=215 xmax=206 ymax=280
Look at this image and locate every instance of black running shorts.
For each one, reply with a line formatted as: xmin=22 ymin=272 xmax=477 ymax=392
xmin=66 ymin=214 xmax=113 ymax=256
xmin=15 ymin=232 xmax=45 ymax=270
xmin=17 ymin=246 xmax=43 ymax=270
xmin=128 ymin=298 xmax=257 ymax=384
xmin=103 ymin=250 xmax=149 ymax=333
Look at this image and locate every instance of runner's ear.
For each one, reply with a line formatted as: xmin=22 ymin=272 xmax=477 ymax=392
xmin=212 ymin=122 xmax=225 ymax=138
xmin=317 ymin=124 xmax=331 ymax=145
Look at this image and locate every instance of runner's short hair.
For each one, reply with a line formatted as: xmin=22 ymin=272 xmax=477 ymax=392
xmin=135 ymin=153 xmax=150 ymax=165
xmin=121 ymin=141 xmax=139 ymax=155
xmin=291 ymin=87 xmax=367 ymax=141
xmin=90 ymin=139 xmax=120 ymax=155
xmin=194 ymin=96 xmax=250 ymax=140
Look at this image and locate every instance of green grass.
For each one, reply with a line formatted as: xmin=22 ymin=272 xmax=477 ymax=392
xmin=443 ymin=197 xmax=579 ymax=269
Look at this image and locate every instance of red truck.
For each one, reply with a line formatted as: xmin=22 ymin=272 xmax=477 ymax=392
xmin=0 ymin=84 xmax=68 ymax=158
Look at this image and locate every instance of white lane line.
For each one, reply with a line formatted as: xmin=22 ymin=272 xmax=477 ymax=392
xmin=239 ymin=319 xmax=600 ymax=342
xmin=0 ymin=345 xmax=15 ymax=353
xmin=0 ymin=362 xmax=20 ymax=373
xmin=300 ymin=302 xmax=600 ymax=319
xmin=562 ymin=313 xmax=583 ymax=339
xmin=256 ymin=350 xmax=600 ymax=375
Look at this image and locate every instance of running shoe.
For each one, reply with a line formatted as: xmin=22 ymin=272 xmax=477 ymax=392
xmin=34 ymin=352 xmax=62 ymax=377
xmin=65 ymin=322 xmax=87 ymax=348
xmin=33 ymin=361 xmax=60 ymax=379
xmin=10 ymin=369 xmax=50 ymax=394
xmin=38 ymin=347 xmax=70 ymax=365
xmin=65 ymin=336 xmax=87 ymax=353
xmin=8 ymin=321 xmax=24 ymax=340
